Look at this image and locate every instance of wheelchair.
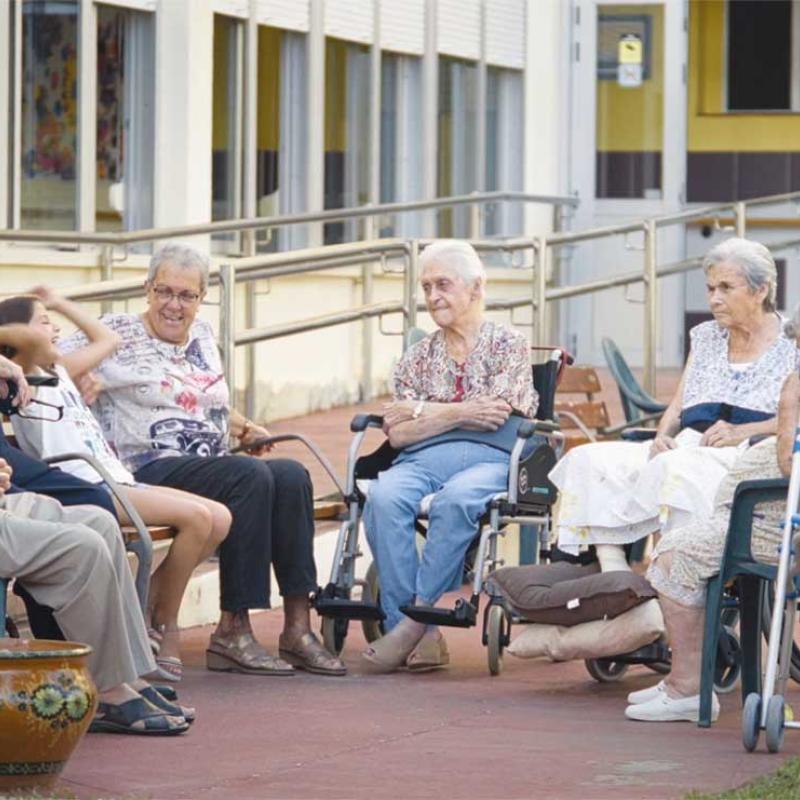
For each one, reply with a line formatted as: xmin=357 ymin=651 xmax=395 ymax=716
xmin=313 ymin=348 xmax=568 ymax=674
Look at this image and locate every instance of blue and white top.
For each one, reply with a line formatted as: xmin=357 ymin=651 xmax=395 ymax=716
xmin=680 ymin=319 xmax=798 ymax=431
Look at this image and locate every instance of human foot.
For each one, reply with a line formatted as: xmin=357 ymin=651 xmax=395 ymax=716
xmin=361 ymin=619 xmax=426 ymax=673
xmin=406 ymin=630 xmax=449 ymax=672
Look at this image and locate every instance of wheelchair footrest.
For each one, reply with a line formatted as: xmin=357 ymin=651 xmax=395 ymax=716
xmin=314 ymin=595 xmax=385 ymax=622
xmin=400 ymin=598 xmax=478 ymax=628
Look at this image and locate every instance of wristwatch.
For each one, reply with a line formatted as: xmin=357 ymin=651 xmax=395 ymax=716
xmin=411 ymin=400 xmax=426 ymax=420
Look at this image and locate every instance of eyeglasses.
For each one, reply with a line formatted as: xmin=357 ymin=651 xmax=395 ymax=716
xmin=150 ymin=285 xmax=201 ymax=306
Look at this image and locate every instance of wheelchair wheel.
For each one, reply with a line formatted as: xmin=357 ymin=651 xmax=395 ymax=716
xmin=765 ymin=695 xmax=785 ymax=753
xmin=714 ymin=626 xmax=742 ymax=695
xmin=585 ymin=658 xmax=628 ymax=682
xmin=321 ymin=616 xmax=349 ymax=656
xmin=361 ymin=561 xmax=384 ymax=644
xmin=761 ymin=584 xmax=800 ymax=684
xmin=486 ymin=604 xmax=506 ymax=676
xmin=742 ymin=692 xmax=762 ymax=752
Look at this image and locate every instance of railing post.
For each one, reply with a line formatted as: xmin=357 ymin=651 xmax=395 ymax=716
xmin=100 ymin=245 xmax=114 ymax=314
xmin=533 ymin=237 xmax=548 ymax=346
xmin=643 ymin=219 xmax=658 ymax=396
xmin=469 ymin=191 xmax=481 ymax=239
xmin=219 ymin=262 xmax=237 ymax=421
xmin=734 ymin=200 xmax=747 ymax=238
xmin=361 ymin=213 xmax=375 ymax=401
xmin=242 ymin=226 xmax=257 ymax=419
xmin=404 ymin=240 xmax=420 ymax=348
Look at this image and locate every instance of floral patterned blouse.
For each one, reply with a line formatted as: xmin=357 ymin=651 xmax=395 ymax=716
xmin=393 ymin=321 xmax=537 ymax=417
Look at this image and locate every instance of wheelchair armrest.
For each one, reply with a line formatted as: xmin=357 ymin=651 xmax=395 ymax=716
xmin=350 ymin=414 xmax=385 ymax=433
xmin=621 ymin=428 xmax=658 ymax=442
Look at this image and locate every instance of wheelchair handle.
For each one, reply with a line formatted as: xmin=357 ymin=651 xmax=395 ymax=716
xmin=531 ymin=420 xmax=559 ymax=435
xmin=350 ymin=413 xmax=385 ymax=432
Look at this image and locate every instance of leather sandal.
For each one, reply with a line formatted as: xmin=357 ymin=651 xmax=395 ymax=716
xmin=138 ymin=685 xmax=196 ymax=724
xmin=206 ymin=632 xmax=295 ymax=676
xmin=89 ymin=697 xmax=189 ymax=736
xmin=406 ymin=632 xmax=450 ymax=673
xmin=278 ymin=632 xmax=347 ymax=676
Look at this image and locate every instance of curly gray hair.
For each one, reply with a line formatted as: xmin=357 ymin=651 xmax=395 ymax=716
xmin=702 ymin=237 xmax=777 ymax=311
xmin=147 ymin=242 xmax=210 ymax=292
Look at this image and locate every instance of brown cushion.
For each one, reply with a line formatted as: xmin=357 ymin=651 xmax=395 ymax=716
xmin=489 ymin=561 xmax=657 ymax=626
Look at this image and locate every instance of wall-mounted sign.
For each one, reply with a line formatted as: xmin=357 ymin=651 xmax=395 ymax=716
xmin=617 ymin=34 xmax=643 ymax=87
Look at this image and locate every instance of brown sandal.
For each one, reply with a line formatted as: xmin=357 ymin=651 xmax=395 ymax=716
xmin=206 ymin=632 xmax=295 ymax=676
xmin=406 ymin=632 xmax=450 ymax=672
xmin=278 ymin=632 xmax=347 ymax=676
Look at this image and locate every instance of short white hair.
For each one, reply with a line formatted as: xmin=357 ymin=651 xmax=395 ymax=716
xmin=702 ymin=237 xmax=777 ymax=311
xmin=148 ymin=242 xmax=210 ymax=292
xmin=419 ymin=240 xmax=487 ymax=287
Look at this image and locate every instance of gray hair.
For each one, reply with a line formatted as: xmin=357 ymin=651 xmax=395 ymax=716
xmin=702 ymin=237 xmax=777 ymax=311
xmin=784 ymin=303 xmax=800 ymax=340
xmin=148 ymin=243 xmax=210 ymax=292
xmin=419 ymin=240 xmax=487 ymax=287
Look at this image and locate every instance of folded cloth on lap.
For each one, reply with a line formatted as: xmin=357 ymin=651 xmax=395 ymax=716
xmin=507 ymin=599 xmax=665 ymax=661
xmin=489 ymin=561 xmax=657 ymax=626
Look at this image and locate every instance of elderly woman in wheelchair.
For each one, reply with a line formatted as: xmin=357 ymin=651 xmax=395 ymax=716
xmin=628 ymin=313 xmax=800 ymax=723
xmin=359 ymin=240 xmax=538 ymax=673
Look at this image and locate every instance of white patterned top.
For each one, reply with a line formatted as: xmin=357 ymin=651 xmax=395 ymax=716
xmin=682 ymin=319 xmax=797 ymax=414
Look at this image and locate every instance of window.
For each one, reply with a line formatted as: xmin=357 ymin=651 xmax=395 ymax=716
xmin=20 ymin=0 xmax=79 ymax=230
xmin=727 ymin=0 xmax=800 ymax=111
xmin=379 ymin=52 xmax=423 ymax=237
xmin=437 ymin=56 xmax=478 ymax=237
xmin=485 ymin=67 xmax=523 ymax=236
xmin=324 ymin=38 xmax=370 ymax=244
xmin=95 ymin=4 xmax=155 ymax=232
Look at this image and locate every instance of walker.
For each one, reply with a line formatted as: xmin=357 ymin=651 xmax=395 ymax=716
xmin=742 ymin=425 xmax=800 ymax=753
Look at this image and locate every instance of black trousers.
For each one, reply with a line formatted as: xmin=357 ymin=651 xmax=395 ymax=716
xmin=136 ymin=455 xmax=317 ymax=612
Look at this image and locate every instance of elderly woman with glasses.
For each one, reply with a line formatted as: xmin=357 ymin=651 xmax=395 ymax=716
xmin=361 ymin=240 xmax=537 ymax=673
xmin=59 ymin=242 xmax=346 ymax=677
xmin=550 ymin=238 xmax=797 ymax=570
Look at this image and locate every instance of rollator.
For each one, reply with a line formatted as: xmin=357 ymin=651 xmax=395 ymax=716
xmin=741 ymin=424 xmax=800 ymax=753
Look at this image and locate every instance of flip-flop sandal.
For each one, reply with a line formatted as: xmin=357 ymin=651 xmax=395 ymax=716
xmin=148 ymin=627 xmax=162 ymax=655
xmin=156 ymin=655 xmax=184 ymax=682
xmin=89 ymin=698 xmax=189 ymax=736
xmin=138 ymin=685 xmax=196 ymax=724
xmin=406 ymin=634 xmax=450 ymax=673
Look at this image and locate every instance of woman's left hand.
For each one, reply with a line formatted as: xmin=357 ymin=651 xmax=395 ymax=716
xmin=240 ymin=420 xmax=275 ymax=456
xmin=700 ymin=420 xmax=747 ymax=448
xmin=382 ymin=400 xmax=416 ymax=431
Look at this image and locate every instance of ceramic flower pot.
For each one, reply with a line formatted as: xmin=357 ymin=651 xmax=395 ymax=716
xmin=0 ymin=638 xmax=97 ymax=790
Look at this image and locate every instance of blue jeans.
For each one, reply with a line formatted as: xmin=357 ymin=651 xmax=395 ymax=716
xmin=364 ymin=441 xmax=510 ymax=631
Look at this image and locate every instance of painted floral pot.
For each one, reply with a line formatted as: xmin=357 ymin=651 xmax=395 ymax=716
xmin=0 ymin=638 xmax=97 ymax=790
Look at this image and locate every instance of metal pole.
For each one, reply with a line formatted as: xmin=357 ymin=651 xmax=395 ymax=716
xmin=220 ymin=263 xmax=237 ymax=418
xmin=734 ymin=200 xmax=747 ymax=238
xmin=404 ymin=240 xmax=420 ymax=346
xmin=361 ymin=214 xmax=375 ymax=400
xmin=643 ymin=219 xmax=658 ymax=395
xmin=533 ymin=237 xmax=548 ymax=346
xmin=469 ymin=191 xmax=481 ymax=239
xmin=100 ymin=245 xmax=114 ymax=314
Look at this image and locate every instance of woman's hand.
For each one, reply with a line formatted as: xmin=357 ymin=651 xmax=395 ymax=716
xmin=382 ymin=400 xmax=417 ymax=431
xmin=459 ymin=397 xmax=512 ymax=431
xmin=239 ymin=420 xmax=274 ymax=456
xmin=649 ymin=434 xmax=678 ymax=459
xmin=0 ymin=458 xmax=12 ymax=500
xmin=76 ymin=371 xmax=104 ymax=406
xmin=29 ymin=285 xmax=63 ymax=310
xmin=0 ymin=354 xmax=30 ymax=408
xmin=700 ymin=420 xmax=749 ymax=448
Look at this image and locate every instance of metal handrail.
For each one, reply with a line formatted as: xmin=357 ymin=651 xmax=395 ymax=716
xmin=0 ymin=190 xmax=578 ymax=247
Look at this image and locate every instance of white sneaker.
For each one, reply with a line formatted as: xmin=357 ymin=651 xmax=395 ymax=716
xmin=627 ymin=680 xmax=666 ymax=705
xmin=624 ymin=691 xmax=719 ymax=723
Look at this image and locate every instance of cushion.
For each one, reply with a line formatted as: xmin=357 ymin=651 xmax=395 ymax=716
xmin=507 ymin=599 xmax=665 ymax=661
xmin=489 ymin=561 xmax=657 ymax=626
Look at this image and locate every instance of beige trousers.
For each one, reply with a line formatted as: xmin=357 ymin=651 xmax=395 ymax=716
xmin=0 ymin=492 xmax=157 ymax=691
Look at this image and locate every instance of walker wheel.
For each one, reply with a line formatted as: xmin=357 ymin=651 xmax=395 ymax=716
xmin=361 ymin=561 xmax=384 ymax=644
xmin=714 ymin=626 xmax=742 ymax=695
xmin=584 ymin=658 xmax=628 ymax=682
xmin=486 ymin=604 xmax=506 ymax=676
xmin=321 ymin=616 xmax=348 ymax=656
xmin=765 ymin=695 xmax=785 ymax=753
xmin=742 ymin=692 xmax=761 ymax=752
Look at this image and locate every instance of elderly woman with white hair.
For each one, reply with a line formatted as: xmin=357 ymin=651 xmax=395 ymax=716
xmin=362 ymin=240 xmax=537 ymax=673
xmin=60 ymin=242 xmax=346 ymax=677
xmin=626 ymin=305 xmax=800 ymax=724
xmin=550 ymin=238 xmax=797 ymax=570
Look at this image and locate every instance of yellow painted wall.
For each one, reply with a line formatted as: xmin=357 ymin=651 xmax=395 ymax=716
xmin=325 ymin=38 xmax=348 ymax=151
xmin=595 ymin=4 xmax=663 ymax=152
xmin=211 ymin=15 xmax=233 ymax=150
xmin=257 ymin=27 xmax=281 ymax=151
xmin=688 ymin=0 xmax=800 ymax=152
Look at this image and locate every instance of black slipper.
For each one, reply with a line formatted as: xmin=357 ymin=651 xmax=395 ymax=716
xmin=151 ymin=684 xmax=178 ymax=701
xmin=139 ymin=685 xmax=196 ymax=724
xmin=89 ymin=697 xmax=189 ymax=736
